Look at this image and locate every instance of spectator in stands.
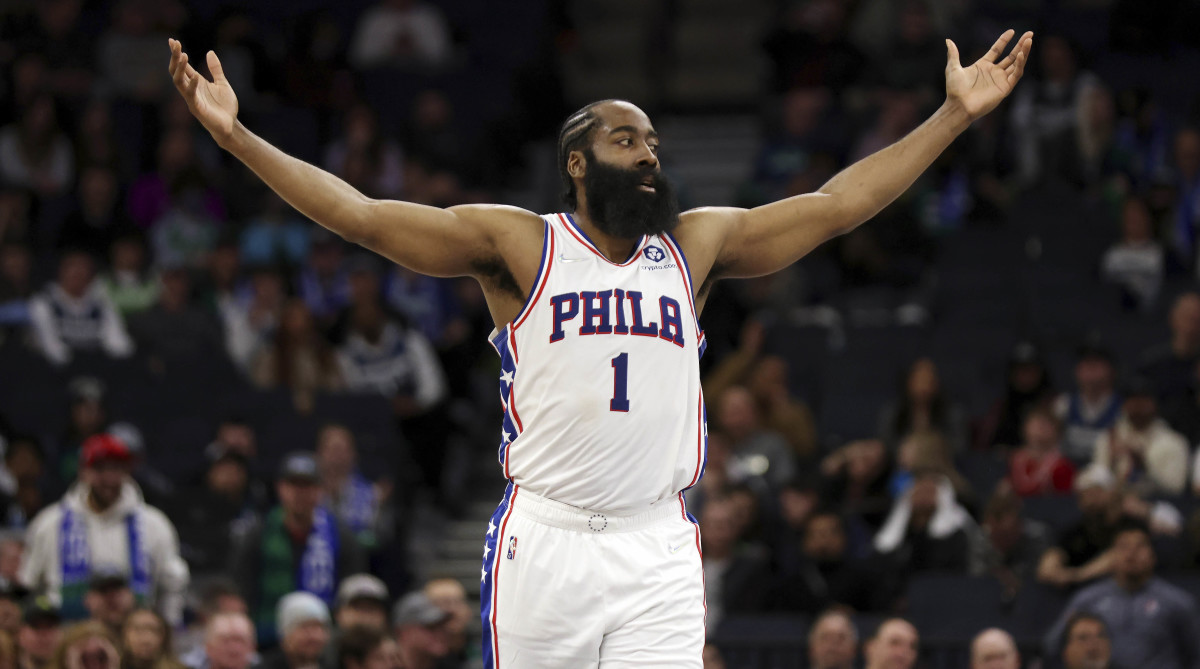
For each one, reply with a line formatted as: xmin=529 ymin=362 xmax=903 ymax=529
xmin=874 ymin=469 xmax=975 ymax=573
xmin=762 ymin=3 xmax=864 ymax=94
xmin=1102 ymin=195 xmax=1165 ymax=311
xmin=1046 ymin=519 xmax=1200 ymax=668
xmin=1170 ymin=128 xmax=1200 ymax=268
xmin=1092 ymin=377 xmax=1189 ymax=497
xmin=740 ymin=88 xmax=842 ymax=207
xmin=1138 ymin=291 xmax=1200 ymax=403
xmin=336 ymin=625 xmax=397 ymax=669
xmin=1008 ymin=34 xmax=1100 ymax=185
xmin=120 ymin=608 xmax=183 ymax=669
xmin=970 ymin=628 xmax=1019 ymax=669
xmin=701 ymin=644 xmax=726 ymax=669
xmin=150 ymin=170 xmax=221 ymax=270
xmin=56 ymin=377 xmax=109 ymax=487
xmin=251 ymin=299 xmax=344 ymax=413
xmin=890 ymin=429 xmax=972 ymax=505
xmin=295 ymin=231 xmax=349 ymax=334
xmin=333 ymin=576 xmax=387 ymax=634
xmin=716 ymin=386 xmax=795 ymax=493
xmin=975 ymin=341 xmax=1054 ymax=450
xmin=50 ymin=621 xmax=118 ymax=669
xmin=102 ymin=424 xmax=170 ymax=512
xmin=878 ymin=357 xmax=967 ymax=455
xmin=175 ymin=578 xmax=246 ymax=666
xmin=83 ymin=569 xmax=136 ymax=637
xmin=316 ymin=425 xmax=393 ymax=551
xmin=58 ymin=166 xmax=129 ymax=260
xmin=381 ymin=266 xmax=466 ymax=349
xmin=18 ymin=598 xmax=61 ymax=669
xmin=0 ymin=93 xmax=74 ymax=198
xmin=29 ymin=249 xmax=134 ymax=367
xmin=238 ymin=192 xmax=309 ymax=269
xmin=807 ymin=608 xmax=857 ymax=669
xmin=230 ymin=453 xmax=364 ymax=647
xmin=1038 ymin=464 xmax=1122 ymax=588
xmin=0 ymin=585 xmax=23 ymax=636
xmin=863 ymin=618 xmax=918 ymax=669
xmin=1009 ymin=409 xmax=1076 ymax=497
xmin=2 ymin=434 xmax=47 ymax=528
xmin=775 ymin=510 xmax=881 ymax=614
xmin=258 ymin=593 xmax=329 ymax=669
xmin=1060 ymin=613 xmax=1113 ymax=669
xmin=422 ymin=578 xmax=471 ymax=666
xmin=702 ymin=321 xmax=818 ymax=459
xmin=186 ymin=612 xmax=255 ymax=669
xmin=323 ymin=105 xmax=404 ymax=200
xmin=1054 ymin=341 xmax=1122 ymax=465
xmin=0 ymin=239 xmax=33 ymax=335
xmin=225 ymin=264 xmax=284 ymax=375
xmin=820 ymin=438 xmax=894 ymax=531
xmin=349 ymin=0 xmax=453 ymax=70
xmin=99 ymin=233 xmax=159 ymax=318
xmin=128 ymin=266 xmax=226 ymax=372
xmin=169 ymin=449 xmax=252 ymax=577
xmin=390 ymin=592 xmax=450 ymax=669
xmin=970 ymin=489 xmax=1052 ymax=592
xmin=19 ymin=435 xmax=188 ymax=625
xmin=700 ymin=495 xmax=771 ymax=634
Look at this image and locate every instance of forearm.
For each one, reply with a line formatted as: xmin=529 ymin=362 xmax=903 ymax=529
xmin=1073 ymin=550 xmax=1114 ymax=581
xmin=220 ymin=122 xmax=375 ymax=245
xmin=818 ymin=101 xmax=971 ymax=229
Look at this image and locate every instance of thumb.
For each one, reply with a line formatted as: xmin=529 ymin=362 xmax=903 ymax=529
xmin=207 ymin=50 xmax=226 ymax=83
xmin=945 ymin=38 xmax=961 ymax=72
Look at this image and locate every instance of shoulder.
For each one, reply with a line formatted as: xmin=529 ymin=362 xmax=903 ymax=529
xmin=26 ymin=502 xmax=65 ymax=538
xmin=446 ymin=204 xmax=544 ymax=238
xmin=673 ymin=207 xmax=743 ymax=248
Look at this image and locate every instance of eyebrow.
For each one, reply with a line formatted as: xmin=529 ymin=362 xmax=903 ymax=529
xmin=608 ymin=125 xmax=659 ymax=140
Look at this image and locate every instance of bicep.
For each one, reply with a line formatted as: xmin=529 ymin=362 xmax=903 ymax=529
xmin=712 ymin=193 xmax=848 ymax=279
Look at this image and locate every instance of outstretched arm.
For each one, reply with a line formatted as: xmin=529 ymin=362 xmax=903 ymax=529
xmin=166 ymin=39 xmax=536 ymax=279
xmin=703 ymin=30 xmax=1032 ymax=279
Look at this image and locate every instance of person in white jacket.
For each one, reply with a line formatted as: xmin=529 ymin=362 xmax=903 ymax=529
xmin=18 ymin=434 xmax=189 ymax=626
xmin=28 ymin=250 xmax=133 ymax=367
xmin=1092 ymin=378 xmax=1189 ymax=497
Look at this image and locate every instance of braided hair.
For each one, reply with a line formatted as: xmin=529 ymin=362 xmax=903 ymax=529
xmin=556 ymin=100 xmax=623 ymax=210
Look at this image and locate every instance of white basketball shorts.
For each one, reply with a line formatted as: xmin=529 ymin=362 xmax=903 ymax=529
xmin=479 ymin=482 xmax=706 ymax=668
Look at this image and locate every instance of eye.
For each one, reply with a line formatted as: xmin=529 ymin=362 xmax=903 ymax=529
xmin=618 ymin=137 xmax=633 ymax=147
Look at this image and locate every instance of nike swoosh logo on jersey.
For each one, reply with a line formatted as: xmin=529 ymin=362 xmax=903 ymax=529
xmin=668 ymin=542 xmax=686 ymax=554
xmin=558 ymin=253 xmax=587 ymax=263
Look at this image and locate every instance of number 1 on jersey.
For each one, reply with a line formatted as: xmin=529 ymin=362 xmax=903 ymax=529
xmin=610 ymin=352 xmax=630 ymax=412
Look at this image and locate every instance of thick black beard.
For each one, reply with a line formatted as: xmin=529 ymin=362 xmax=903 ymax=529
xmin=580 ymin=150 xmax=680 ymax=239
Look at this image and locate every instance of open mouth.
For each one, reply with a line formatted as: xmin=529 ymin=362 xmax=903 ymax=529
xmin=638 ymin=177 xmax=656 ymax=192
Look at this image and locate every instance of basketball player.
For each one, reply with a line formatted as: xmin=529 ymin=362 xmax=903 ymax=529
xmin=168 ymin=29 xmax=1032 ymax=667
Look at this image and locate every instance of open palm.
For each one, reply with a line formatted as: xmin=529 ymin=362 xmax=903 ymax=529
xmin=945 ymin=29 xmax=1034 ymax=122
xmin=167 ymin=38 xmax=238 ymax=143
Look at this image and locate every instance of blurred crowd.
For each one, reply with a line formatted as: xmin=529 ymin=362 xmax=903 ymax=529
xmin=1 ymin=0 xmax=1200 ymax=668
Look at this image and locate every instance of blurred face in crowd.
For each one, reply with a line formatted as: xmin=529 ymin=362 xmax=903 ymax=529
xmin=970 ymin=629 xmax=1018 ymax=669
xmin=281 ymin=300 xmax=315 ymax=339
xmin=779 ymin=486 xmax=817 ymax=530
xmin=1009 ymin=362 xmax=1044 ymax=394
xmin=1175 ymin=128 xmax=1200 ymax=179
xmin=803 ymin=513 xmax=847 ymax=563
xmin=702 ymin=643 xmax=726 ymax=669
xmin=19 ymin=620 xmax=61 ymax=664
xmin=283 ymin=620 xmax=328 ymax=664
xmin=985 ymin=508 xmax=1023 ymax=555
xmin=699 ymin=500 xmax=737 ymax=558
xmin=847 ymin=440 xmax=886 ymax=484
xmin=68 ymin=632 xmax=119 ymax=669
xmin=1076 ymin=356 xmax=1114 ymax=398
xmin=336 ymin=600 xmax=388 ymax=635
xmin=908 ymin=477 xmax=940 ymax=530
xmin=0 ymin=597 xmax=20 ymax=636
xmin=1076 ymin=485 xmax=1113 ymax=520
xmin=746 ymin=356 xmax=788 ymax=403
xmin=204 ymin=613 xmax=255 ymax=669
xmin=864 ymin=619 xmax=918 ymax=669
xmin=84 ymin=584 xmax=135 ymax=630
xmin=809 ymin=612 xmax=856 ymax=669
xmin=316 ymin=425 xmax=356 ymax=481
xmin=208 ymin=245 xmax=240 ymax=289
xmin=1121 ymin=198 xmax=1154 ymax=245
xmin=79 ymin=168 xmax=117 ymax=219
xmin=424 ymin=579 xmax=470 ymax=649
xmin=58 ymin=252 xmax=94 ymax=298
xmin=1022 ymin=413 xmax=1059 ymax=454
xmin=207 ymin=458 xmax=248 ymax=499
xmin=216 ymin=422 xmax=256 ymax=459
xmin=1063 ymin=617 xmax=1111 ymax=669
xmin=0 ymin=243 xmax=31 ymax=289
xmin=395 ymin=622 xmax=448 ymax=663
xmin=1112 ymin=528 xmax=1155 ymax=587
xmin=122 ymin=610 xmax=165 ymax=663
xmin=71 ymin=399 xmax=105 ymax=437
xmin=277 ymin=479 xmax=321 ymax=523
xmin=1123 ymin=395 xmax=1157 ymax=431
xmin=353 ymin=638 xmax=398 ymax=669
xmin=906 ymin=359 xmax=939 ymax=404
xmin=84 ymin=461 xmax=128 ymax=509
xmin=1041 ymin=36 xmax=1076 ymax=83
xmin=716 ymin=387 xmax=759 ymax=441
xmin=1170 ymin=293 xmax=1200 ymax=352
xmin=110 ymin=238 xmax=145 ymax=274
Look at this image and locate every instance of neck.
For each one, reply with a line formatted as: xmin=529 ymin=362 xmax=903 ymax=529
xmin=570 ymin=204 xmax=638 ymax=263
xmin=88 ymin=490 xmax=116 ymax=513
xmin=1117 ymin=572 xmax=1151 ymax=592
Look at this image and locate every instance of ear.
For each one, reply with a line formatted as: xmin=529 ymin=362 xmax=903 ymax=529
xmin=567 ymin=149 xmax=586 ymax=179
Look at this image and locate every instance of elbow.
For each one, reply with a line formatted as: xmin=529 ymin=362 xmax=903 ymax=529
xmin=339 ymin=197 xmax=377 ymax=247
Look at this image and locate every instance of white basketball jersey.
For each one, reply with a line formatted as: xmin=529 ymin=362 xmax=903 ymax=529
xmin=488 ymin=213 xmax=708 ymax=514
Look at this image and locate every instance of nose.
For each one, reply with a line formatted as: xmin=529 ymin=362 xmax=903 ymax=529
xmin=635 ymin=142 xmax=657 ymax=169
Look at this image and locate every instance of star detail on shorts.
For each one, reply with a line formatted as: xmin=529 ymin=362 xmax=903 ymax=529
xmin=500 ymin=370 xmax=514 ymax=384
xmin=487 ymin=520 xmax=497 ymax=536
xmin=481 ymin=567 xmax=487 ymax=583
xmin=483 ymin=544 xmax=491 ymax=560
xmin=502 ymin=431 xmax=511 ymax=443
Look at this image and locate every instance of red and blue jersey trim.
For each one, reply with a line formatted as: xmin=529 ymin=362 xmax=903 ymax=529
xmin=559 ymin=213 xmax=649 ymax=266
xmin=661 ymin=232 xmax=707 ymax=359
xmin=511 ymin=220 xmax=554 ymax=331
xmin=480 ymin=482 xmax=519 ymax=668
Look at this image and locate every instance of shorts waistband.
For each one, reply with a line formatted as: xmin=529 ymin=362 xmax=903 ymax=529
xmin=510 ymin=488 xmax=684 ymax=534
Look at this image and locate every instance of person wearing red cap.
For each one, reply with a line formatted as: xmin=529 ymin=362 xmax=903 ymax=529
xmin=17 ymin=434 xmax=189 ymax=628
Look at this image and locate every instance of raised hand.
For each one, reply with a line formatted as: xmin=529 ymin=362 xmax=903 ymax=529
xmin=167 ymin=38 xmax=238 ymax=144
xmin=945 ymin=29 xmax=1033 ymax=122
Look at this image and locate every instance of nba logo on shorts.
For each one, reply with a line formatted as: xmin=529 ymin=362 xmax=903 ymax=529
xmin=507 ymin=536 xmax=518 ymax=560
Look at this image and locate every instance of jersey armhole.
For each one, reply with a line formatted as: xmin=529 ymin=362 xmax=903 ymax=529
xmin=511 ymin=219 xmax=555 ymax=331
xmin=662 ymin=232 xmax=706 ymax=357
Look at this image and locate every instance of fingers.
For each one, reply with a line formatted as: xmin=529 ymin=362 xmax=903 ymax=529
xmin=168 ymin=38 xmax=206 ymax=99
xmin=945 ymin=38 xmax=961 ymax=71
xmin=998 ymin=31 xmax=1034 ymax=69
xmin=207 ymin=50 xmax=227 ymax=84
xmin=1006 ymin=32 xmax=1033 ymax=85
xmin=982 ymin=28 xmax=1016 ymax=64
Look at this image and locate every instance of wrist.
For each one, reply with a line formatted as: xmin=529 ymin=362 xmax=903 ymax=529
xmin=215 ymin=120 xmax=245 ymax=153
xmin=938 ymin=99 xmax=974 ymax=134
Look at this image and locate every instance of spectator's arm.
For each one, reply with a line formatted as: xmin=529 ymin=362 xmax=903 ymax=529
xmin=148 ymin=509 xmax=190 ymax=626
xmin=1071 ymin=549 xmax=1114 ymax=583
xmin=406 ymin=331 xmax=447 ymax=410
xmin=98 ymin=293 xmax=134 ymax=359
xmin=28 ymin=296 xmax=70 ymax=366
xmin=17 ymin=507 xmax=55 ymax=594
xmin=1151 ymin=433 xmax=1190 ymax=495
xmin=1036 ymin=547 xmax=1075 ymax=586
